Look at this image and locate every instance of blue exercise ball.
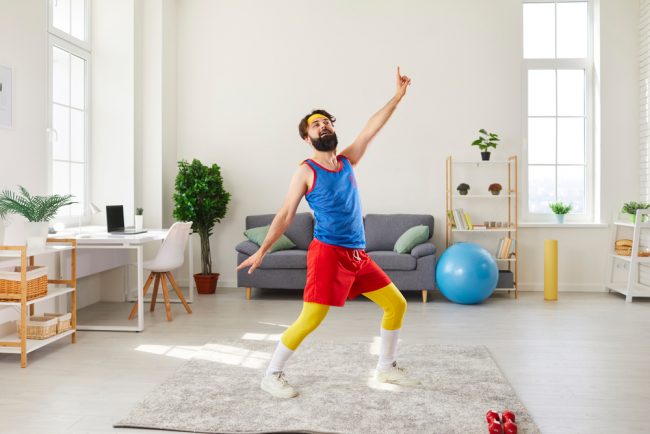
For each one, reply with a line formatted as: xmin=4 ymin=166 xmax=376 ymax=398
xmin=436 ymin=242 xmax=498 ymax=305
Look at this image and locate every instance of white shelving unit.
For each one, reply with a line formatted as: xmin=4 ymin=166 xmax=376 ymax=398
xmin=605 ymin=209 xmax=650 ymax=302
xmin=0 ymin=240 xmax=77 ymax=367
xmin=445 ymin=155 xmax=519 ymax=298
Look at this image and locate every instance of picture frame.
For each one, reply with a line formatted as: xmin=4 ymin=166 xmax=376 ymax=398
xmin=0 ymin=65 xmax=13 ymax=129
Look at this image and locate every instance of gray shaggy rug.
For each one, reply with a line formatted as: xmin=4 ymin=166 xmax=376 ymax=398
xmin=115 ymin=340 xmax=539 ymax=433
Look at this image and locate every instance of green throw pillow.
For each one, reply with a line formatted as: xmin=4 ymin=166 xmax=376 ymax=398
xmin=394 ymin=225 xmax=430 ymax=254
xmin=244 ymin=225 xmax=296 ymax=252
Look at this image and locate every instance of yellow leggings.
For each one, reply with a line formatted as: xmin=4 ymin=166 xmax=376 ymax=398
xmin=281 ymin=283 xmax=407 ymax=351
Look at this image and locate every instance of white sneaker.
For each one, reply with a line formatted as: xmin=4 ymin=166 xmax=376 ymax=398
xmin=260 ymin=372 xmax=299 ymax=398
xmin=375 ymin=362 xmax=421 ymax=386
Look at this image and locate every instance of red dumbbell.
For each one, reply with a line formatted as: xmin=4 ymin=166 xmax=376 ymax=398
xmin=486 ymin=410 xmax=502 ymax=434
xmin=502 ymin=410 xmax=517 ymax=434
xmin=486 ymin=410 xmax=501 ymax=424
xmin=503 ymin=420 xmax=517 ymax=434
xmin=488 ymin=419 xmax=503 ymax=434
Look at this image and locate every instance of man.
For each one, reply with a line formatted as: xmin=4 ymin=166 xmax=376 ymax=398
xmin=237 ymin=67 xmax=416 ymax=399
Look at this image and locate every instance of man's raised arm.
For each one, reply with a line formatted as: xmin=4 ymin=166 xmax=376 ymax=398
xmin=340 ymin=67 xmax=411 ymax=166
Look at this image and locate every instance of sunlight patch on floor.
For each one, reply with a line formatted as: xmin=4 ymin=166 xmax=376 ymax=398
xmin=197 ymin=343 xmax=271 ymax=369
xmin=134 ymin=344 xmax=203 ymax=360
xmin=241 ymin=332 xmax=282 ymax=342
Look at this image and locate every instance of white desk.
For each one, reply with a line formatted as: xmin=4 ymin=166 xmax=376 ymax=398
xmin=50 ymin=229 xmax=194 ymax=332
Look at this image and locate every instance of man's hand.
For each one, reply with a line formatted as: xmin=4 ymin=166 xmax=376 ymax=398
xmin=395 ymin=66 xmax=412 ymax=100
xmin=237 ymin=250 xmax=266 ymax=274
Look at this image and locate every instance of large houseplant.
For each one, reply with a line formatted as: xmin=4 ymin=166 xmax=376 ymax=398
xmin=173 ymin=159 xmax=231 ymax=294
xmin=0 ymin=186 xmax=75 ymax=248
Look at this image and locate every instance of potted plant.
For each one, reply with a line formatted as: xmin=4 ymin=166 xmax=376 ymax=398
xmin=622 ymin=201 xmax=650 ymax=223
xmin=488 ymin=183 xmax=502 ymax=196
xmin=0 ymin=186 xmax=75 ymax=249
xmin=457 ymin=183 xmax=470 ymax=196
xmin=173 ymin=159 xmax=231 ymax=294
xmin=549 ymin=201 xmax=572 ymax=224
xmin=471 ymin=129 xmax=500 ymax=161
xmin=135 ymin=208 xmax=144 ymax=231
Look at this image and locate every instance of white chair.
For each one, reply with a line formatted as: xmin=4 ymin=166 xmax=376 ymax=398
xmin=129 ymin=222 xmax=193 ymax=321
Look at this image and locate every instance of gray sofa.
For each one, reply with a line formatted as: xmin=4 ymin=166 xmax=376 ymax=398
xmin=235 ymin=213 xmax=436 ymax=302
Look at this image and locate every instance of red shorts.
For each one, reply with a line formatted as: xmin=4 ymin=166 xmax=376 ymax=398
xmin=303 ymin=238 xmax=392 ymax=307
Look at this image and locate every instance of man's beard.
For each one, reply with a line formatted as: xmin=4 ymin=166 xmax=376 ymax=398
xmin=311 ymin=132 xmax=338 ymax=152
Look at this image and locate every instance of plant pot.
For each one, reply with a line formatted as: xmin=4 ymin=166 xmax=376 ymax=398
xmin=554 ymin=214 xmax=565 ymax=224
xmin=481 ymin=151 xmax=491 ymax=161
xmin=135 ymin=215 xmax=143 ymax=231
xmin=458 ymin=190 xmax=468 ymax=196
xmin=490 ymin=190 xmax=500 ymax=196
xmin=194 ymin=273 xmax=219 ymax=294
xmin=25 ymin=222 xmax=49 ymax=250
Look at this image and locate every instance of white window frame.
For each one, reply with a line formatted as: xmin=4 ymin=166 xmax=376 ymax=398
xmin=48 ymin=0 xmax=91 ymax=51
xmin=47 ymin=0 xmax=91 ymax=225
xmin=522 ymin=0 xmax=596 ymax=223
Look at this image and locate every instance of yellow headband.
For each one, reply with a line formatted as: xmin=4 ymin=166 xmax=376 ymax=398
xmin=307 ymin=114 xmax=328 ymax=126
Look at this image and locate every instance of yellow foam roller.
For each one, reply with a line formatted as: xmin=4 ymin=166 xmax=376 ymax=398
xmin=544 ymin=240 xmax=558 ymax=301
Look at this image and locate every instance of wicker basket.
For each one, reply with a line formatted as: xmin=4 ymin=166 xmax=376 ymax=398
xmin=43 ymin=312 xmax=72 ymax=333
xmin=614 ymin=247 xmax=650 ymax=257
xmin=16 ymin=316 xmax=58 ymax=340
xmin=0 ymin=265 xmax=48 ymax=302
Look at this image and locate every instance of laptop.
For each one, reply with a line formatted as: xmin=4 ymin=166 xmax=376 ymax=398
xmin=106 ymin=205 xmax=147 ymax=235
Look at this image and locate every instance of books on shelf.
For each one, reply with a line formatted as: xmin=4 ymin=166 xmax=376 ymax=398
xmin=448 ymin=208 xmax=473 ymax=230
xmin=495 ymin=237 xmax=515 ymax=259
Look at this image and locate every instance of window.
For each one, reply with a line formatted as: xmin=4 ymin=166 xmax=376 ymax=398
xmin=523 ymin=1 xmax=593 ymax=222
xmin=48 ymin=0 xmax=90 ymax=219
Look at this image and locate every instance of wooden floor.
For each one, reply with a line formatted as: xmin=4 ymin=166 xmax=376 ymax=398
xmin=0 ymin=288 xmax=648 ymax=434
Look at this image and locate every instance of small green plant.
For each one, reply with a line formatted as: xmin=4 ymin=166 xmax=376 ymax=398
xmin=457 ymin=183 xmax=470 ymax=195
xmin=549 ymin=201 xmax=572 ymax=215
xmin=621 ymin=201 xmax=650 ymax=215
xmin=471 ymin=129 xmax=500 ymax=152
xmin=135 ymin=208 xmax=143 ymax=216
xmin=0 ymin=186 xmax=75 ymax=222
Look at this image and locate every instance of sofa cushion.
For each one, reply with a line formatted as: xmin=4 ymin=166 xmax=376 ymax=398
xmin=394 ymin=225 xmax=430 ymax=254
xmin=258 ymin=250 xmax=308 ymax=269
xmin=235 ymin=240 xmax=261 ymax=256
xmin=368 ymin=251 xmax=417 ymax=271
xmin=365 ymin=214 xmax=434 ymax=252
xmin=244 ymin=225 xmax=296 ymax=252
xmin=410 ymin=242 xmax=437 ymax=258
xmin=246 ymin=213 xmax=314 ymax=250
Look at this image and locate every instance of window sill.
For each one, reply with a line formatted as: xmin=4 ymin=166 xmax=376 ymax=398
xmin=519 ymin=222 xmax=608 ymax=228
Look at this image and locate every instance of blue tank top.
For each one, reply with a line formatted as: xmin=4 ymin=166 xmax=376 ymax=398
xmin=303 ymin=155 xmax=365 ymax=248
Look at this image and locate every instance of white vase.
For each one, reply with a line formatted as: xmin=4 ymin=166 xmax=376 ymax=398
xmin=554 ymin=214 xmax=565 ymax=224
xmin=135 ymin=215 xmax=144 ymax=231
xmin=25 ymin=222 xmax=49 ymax=250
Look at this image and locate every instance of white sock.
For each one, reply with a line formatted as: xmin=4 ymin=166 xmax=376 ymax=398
xmin=377 ymin=328 xmax=400 ymax=371
xmin=265 ymin=341 xmax=294 ymax=376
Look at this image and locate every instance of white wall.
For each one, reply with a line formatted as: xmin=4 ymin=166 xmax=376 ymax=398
xmin=0 ymin=0 xmax=52 ymax=331
xmin=172 ymin=0 xmax=640 ymax=291
xmin=0 ymin=1 xmax=48 ymax=208
xmin=91 ymin=0 xmax=135 ymax=222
